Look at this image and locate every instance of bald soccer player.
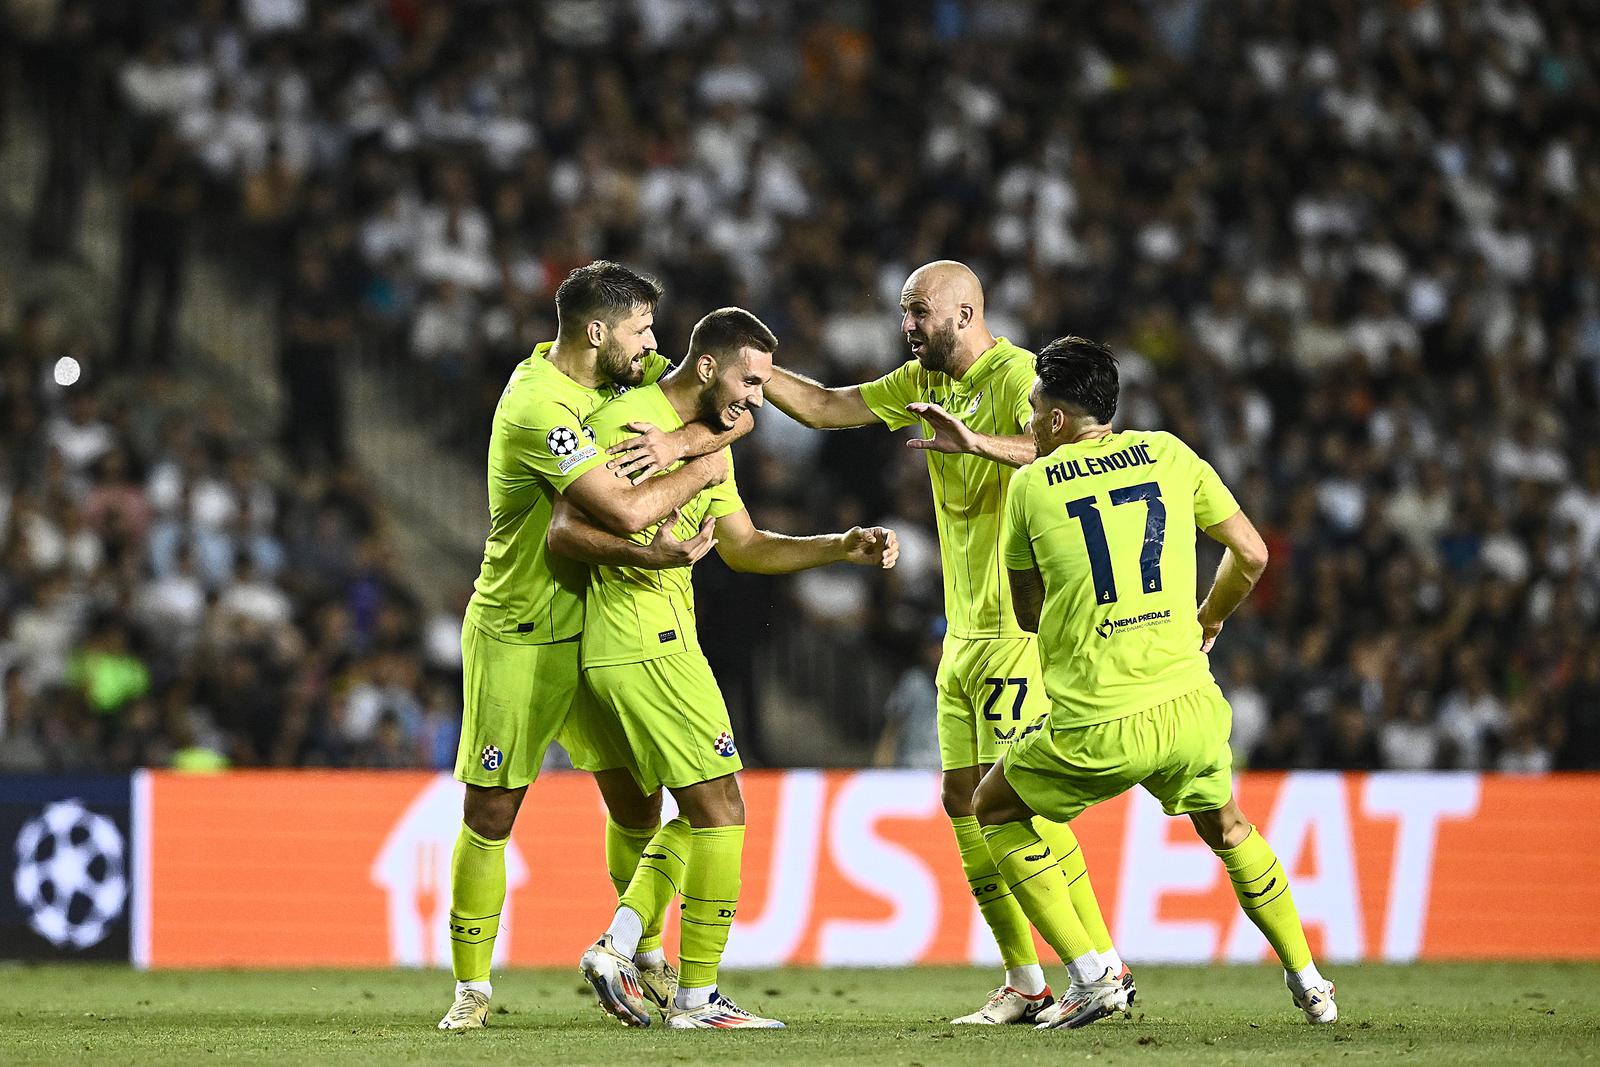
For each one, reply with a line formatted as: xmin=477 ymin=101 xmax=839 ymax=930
xmin=765 ymin=261 xmax=1130 ymax=1025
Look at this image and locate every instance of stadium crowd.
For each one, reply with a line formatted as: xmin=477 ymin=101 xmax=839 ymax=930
xmin=3 ymin=0 xmax=1600 ymax=773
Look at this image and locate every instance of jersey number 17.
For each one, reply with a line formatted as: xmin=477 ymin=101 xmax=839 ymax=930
xmin=1064 ymin=481 xmax=1166 ymax=604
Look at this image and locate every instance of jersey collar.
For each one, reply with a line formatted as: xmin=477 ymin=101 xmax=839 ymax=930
xmin=952 ymin=336 xmax=1011 ymax=384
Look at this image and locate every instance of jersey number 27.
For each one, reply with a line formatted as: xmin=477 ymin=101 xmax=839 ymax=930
xmin=1064 ymin=481 xmax=1166 ymax=604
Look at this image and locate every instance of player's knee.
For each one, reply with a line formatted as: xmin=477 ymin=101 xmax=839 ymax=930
xmin=462 ymin=785 xmax=524 ymax=840
xmin=1190 ymin=803 xmax=1250 ymax=851
xmin=606 ymin=789 xmax=662 ymax=830
xmin=941 ymin=778 xmax=974 ymax=819
xmin=972 ymin=773 xmax=1025 ymax=827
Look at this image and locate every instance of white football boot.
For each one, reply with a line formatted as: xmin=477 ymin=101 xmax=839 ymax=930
xmin=436 ymin=988 xmax=490 ymax=1031
xmin=579 ymin=934 xmax=653 ymax=1027
xmin=1036 ymin=967 xmax=1130 ymax=1030
xmin=951 ymin=985 xmax=1055 ymax=1024
xmin=1290 ymin=975 xmax=1338 ymax=1024
xmin=665 ymin=990 xmax=785 ymax=1029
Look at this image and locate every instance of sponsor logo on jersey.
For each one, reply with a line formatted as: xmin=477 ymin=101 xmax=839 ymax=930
xmin=712 ymin=732 xmax=737 ymax=758
xmin=1095 ymin=609 xmax=1172 ymax=638
xmin=480 ymin=744 xmax=503 ymax=771
xmin=992 ymin=726 xmax=1017 ymax=741
xmin=658 ymin=630 xmax=677 ymax=643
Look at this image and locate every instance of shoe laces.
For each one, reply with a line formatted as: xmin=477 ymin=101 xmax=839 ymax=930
xmin=981 ymin=987 xmax=1013 ymax=1009
xmin=709 ymin=991 xmax=753 ymax=1017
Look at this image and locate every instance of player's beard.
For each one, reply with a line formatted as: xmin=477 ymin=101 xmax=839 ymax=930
xmin=597 ymin=334 xmax=645 ymax=388
xmin=912 ymin=319 xmax=959 ymax=373
xmin=696 ymin=381 xmax=742 ymax=430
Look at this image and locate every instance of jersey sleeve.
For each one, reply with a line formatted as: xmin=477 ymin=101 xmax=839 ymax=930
xmin=639 ymin=350 xmax=672 ymax=387
xmin=509 ymin=397 xmax=607 ymax=493
xmin=857 ymin=361 xmax=923 ymax=430
xmin=702 ymin=448 xmax=745 ymax=518
xmin=1188 ymin=440 xmax=1241 ymax=528
xmin=996 ymin=355 xmax=1036 ymax=433
xmin=1002 ymin=465 xmax=1037 ymax=569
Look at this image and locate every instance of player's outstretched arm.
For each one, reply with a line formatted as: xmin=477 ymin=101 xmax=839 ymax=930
xmin=547 ymin=498 xmax=718 ymax=569
xmin=605 ymin=410 xmax=756 ymax=483
xmin=563 ymin=451 xmax=728 ymax=535
xmin=1197 ymin=509 xmax=1269 ymax=652
xmin=903 ymin=402 xmax=1037 ymax=467
xmin=712 ymin=508 xmax=899 ymax=574
xmin=766 ymin=366 xmax=880 ymax=429
xmin=1007 ymin=565 xmax=1045 ymax=633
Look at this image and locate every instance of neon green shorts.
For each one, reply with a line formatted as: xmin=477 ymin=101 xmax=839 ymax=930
xmin=455 ymin=625 xmax=579 ymax=789
xmin=584 ymin=651 xmax=742 ymax=794
xmin=936 ymin=636 xmax=1050 ymax=771
xmin=1003 ymin=682 xmax=1234 ymax=823
xmin=558 ymin=676 xmax=637 ymax=774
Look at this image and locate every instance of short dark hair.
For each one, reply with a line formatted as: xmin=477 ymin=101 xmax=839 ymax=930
xmin=686 ymin=307 xmax=778 ymax=365
xmin=554 ymin=261 xmax=663 ymax=334
xmin=1035 ymin=336 xmax=1119 ymax=423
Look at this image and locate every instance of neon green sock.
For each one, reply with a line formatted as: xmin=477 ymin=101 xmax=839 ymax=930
xmin=1215 ymin=827 xmax=1313 ymax=972
xmin=981 ymin=820 xmax=1097 ymax=967
xmin=950 ymin=814 xmax=1038 ymax=969
xmin=606 ymin=818 xmax=665 ymax=954
xmin=678 ymin=824 xmax=744 ymax=989
xmin=448 ymin=823 xmax=506 ymax=983
xmin=618 ymin=817 xmax=690 ymax=953
xmin=1033 ymin=817 xmax=1114 ymax=956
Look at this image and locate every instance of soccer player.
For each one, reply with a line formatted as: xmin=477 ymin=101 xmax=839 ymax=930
xmin=551 ymin=307 xmax=899 ymax=1029
xmin=438 ymin=263 xmax=753 ymax=1031
xmin=974 ymin=336 xmax=1338 ymax=1029
xmin=763 ymin=261 xmax=1126 ymax=1024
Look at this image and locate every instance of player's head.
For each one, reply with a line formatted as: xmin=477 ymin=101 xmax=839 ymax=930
xmin=554 ymin=261 xmax=663 ymax=387
xmin=1030 ymin=335 xmax=1118 ymax=453
xmin=683 ymin=307 xmax=776 ymax=430
xmin=899 ymin=260 xmax=986 ymax=373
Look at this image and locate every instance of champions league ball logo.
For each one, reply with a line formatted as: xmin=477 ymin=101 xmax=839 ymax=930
xmin=546 ymin=427 xmax=580 ymax=456
xmin=13 ymin=799 xmax=128 ymax=950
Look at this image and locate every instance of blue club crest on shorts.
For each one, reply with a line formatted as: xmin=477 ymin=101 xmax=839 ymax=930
xmin=481 ymin=744 xmax=503 ymax=771
xmin=712 ymin=732 xmax=737 ymax=758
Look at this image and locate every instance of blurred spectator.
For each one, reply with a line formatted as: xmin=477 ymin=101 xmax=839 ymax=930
xmin=6 ymin=0 xmax=1600 ymax=773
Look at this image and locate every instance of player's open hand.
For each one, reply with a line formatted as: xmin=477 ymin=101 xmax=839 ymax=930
xmin=608 ymin=421 xmax=682 ymax=483
xmin=647 ymin=510 xmax=718 ymax=568
xmin=843 ymin=526 xmax=899 ymax=569
xmin=905 ymin=402 xmax=979 ymax=455
xmin=1200 ymin=617 xmax=1224 ymax=653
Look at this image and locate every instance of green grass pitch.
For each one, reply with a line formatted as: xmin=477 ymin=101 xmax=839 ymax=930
xmin=3 ymin=963 xmax=1597 ymax=1065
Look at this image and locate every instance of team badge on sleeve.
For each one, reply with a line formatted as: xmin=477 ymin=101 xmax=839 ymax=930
xmin=480 ymin=744 xmax=503 ymax=771
xmin=547 ymin=425 xmax=599 ymax=473
xmin=547 ymin=427 xmax=580 ymax=456
xmin=712 ymin=732 xmax=737 ymax=758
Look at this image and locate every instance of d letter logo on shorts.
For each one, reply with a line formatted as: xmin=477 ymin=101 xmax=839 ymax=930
xmin=480 ymin=745 xmax=503 ymax=772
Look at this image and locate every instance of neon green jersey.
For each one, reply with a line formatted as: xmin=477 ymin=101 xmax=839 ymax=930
xmin=1002 ymin=430 xmax=1241 ymax=726
xmin=581 ymin=384 xmax=745 ymax=667
xmin=859 ymin=337 xmax=1037 ymax=639
xmin=465 ymin=342 xmax=671 ymax=644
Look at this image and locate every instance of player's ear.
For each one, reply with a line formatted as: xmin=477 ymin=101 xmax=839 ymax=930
xmin=697 ymin=353 xmax=717 ymax=382
xmin=586 ymin=319 xmax=606 ymax=348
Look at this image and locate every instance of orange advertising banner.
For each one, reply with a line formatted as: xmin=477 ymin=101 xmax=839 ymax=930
xmin=137 ymin=770 xmax=1600 ymax=968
